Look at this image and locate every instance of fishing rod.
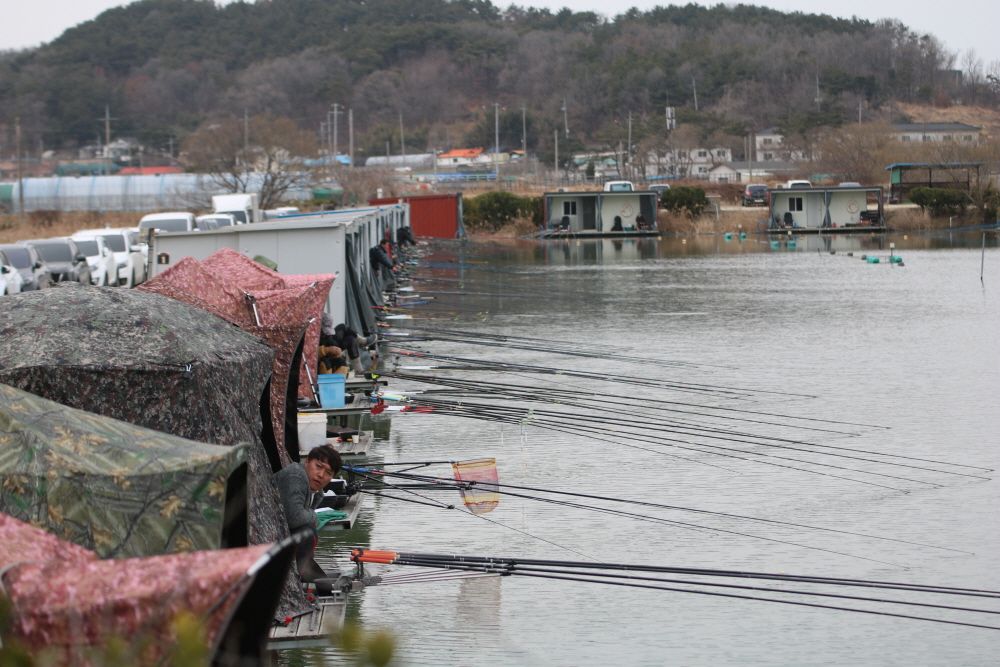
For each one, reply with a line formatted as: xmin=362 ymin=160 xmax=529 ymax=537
xmin=358 ymin=478 xmax=906 ymax=566
xmin=390 ymin=402 xmax=932 ymax=491
xmin=392 ymin=397 xmax=958 ymax=488
xmin=356 ymin=464 xmax=972 ymax=555
xmin=388 ymin=335 xmax=704 ymax=370
xmin=392 ymin=349 xmax=815 ymax=399
xmin=392 ymin=367 xmax=904 ymax=434
xmin=352 ymin=471 xmax=596 ymax=561
xmin=351 ymin=551 xmax=1000 ymax=631
xmin=397 ymin=393 xmax=988 ymax=480
xmin=388 ymin=371 xmax=883 ymax=444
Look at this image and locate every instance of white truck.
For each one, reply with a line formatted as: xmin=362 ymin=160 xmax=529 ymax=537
xmin=212 ymin=193 xmax=261 ymax=224
xmin=603 ymin=180 xmax=634 ymax=192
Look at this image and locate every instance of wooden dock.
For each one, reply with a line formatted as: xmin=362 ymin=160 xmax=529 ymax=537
xmin=319 ymin=491 xmax=363 ymax=532
xmin=300 ymin=432 xmax=371 ymax=459
xmin=299 ymin=393 xmax=373 ymax=426
xmin=329 ymin=432 xmax=371 ymax=458
xmin=266 ymin=594 xmax=347 ymax=650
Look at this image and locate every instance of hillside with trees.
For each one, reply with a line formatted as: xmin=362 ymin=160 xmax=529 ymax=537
xmin=1 ymin=0 xmax=996 ymax=163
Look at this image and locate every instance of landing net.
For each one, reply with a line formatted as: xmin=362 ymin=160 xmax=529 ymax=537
xmin=451 ymin=458 xmax=500 ymax=514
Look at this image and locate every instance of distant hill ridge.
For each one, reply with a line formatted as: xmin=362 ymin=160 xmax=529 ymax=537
xmin=0 ymin=0 xmax=971 ymax=153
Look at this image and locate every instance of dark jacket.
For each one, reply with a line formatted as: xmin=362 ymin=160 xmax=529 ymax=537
xmin=274 ymin=462 xmax=323 ymax=531
xmin=369 ymin=245 xmax=394 ymax=271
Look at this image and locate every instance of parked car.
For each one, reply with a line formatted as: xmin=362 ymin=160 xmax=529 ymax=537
xmin=742 ymin=184 xmax=769 ymax=206
xmin=71 ymin=236 xmax=118 ymax=286
xmin=138 ymin=212 xmax=196 ymax=233
xmin=18 ymin=238 xmax=92 ymax=285
xmin=0 ymin=244 xmax=51 ymax=291
xmin=196 ymin=213 xmax=238 ymax=229
xmin=0 ymin=252 xmax=24 ymax=295
xmin=72 ymin=228 xmax=147 ymax=288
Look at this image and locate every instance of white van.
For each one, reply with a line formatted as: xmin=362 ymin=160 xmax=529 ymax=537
xmin=138 ymin=212 xmax=196 ymax=233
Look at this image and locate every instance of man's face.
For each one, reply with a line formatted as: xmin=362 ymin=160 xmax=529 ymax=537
xmin=304 ymin=457 xmax=336 ymax=492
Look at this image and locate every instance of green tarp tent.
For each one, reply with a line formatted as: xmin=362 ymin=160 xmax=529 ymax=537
xmin=0 ymin=382 xmax=249 ymax=558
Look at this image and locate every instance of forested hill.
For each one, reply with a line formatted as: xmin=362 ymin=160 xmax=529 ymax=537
xmin=0 ymin=0 xmax=958 ymax=154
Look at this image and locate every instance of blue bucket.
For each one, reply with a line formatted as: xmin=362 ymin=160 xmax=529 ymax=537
xmin=317 ymin=374 xmax=345 ymax=408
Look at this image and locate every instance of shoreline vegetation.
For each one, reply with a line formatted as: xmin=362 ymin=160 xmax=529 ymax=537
xmin=0 ymin=201 xmax=983 ymax=246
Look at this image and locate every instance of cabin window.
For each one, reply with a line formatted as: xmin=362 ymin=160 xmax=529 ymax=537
xmin=923 ymin=135 xmax=932 ymax=141
xmin=963 ymin=134 xmax=973 ymax=141
xmin=902 ymin=136 xmax=911 ymax=142
xmin=943 ymin=135 xmax=953 ymax=141
xmin=763 ymin=152 xmax=773 ymax=160
xmin=716 ymin=149 xmax=726 ymax=156
xmin=788 ymin=197 xmax=803 ymax=211
xmin=697 ymin=150 xmax=708 ymax=158
xmin=563 ymin=201 xmax=577 ymax=216
xmin=763 ymin=138 xmax=773 ymax=145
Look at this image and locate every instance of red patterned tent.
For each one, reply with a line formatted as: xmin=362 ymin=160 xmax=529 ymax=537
xmin=0 ymin=513 xmax=297 ymax=665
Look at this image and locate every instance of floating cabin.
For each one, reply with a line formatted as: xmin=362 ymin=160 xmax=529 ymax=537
xmin=766 ymin=185 xmax=886 ymax=232
xmin=542 ymin=190 xmax=660 ymax=237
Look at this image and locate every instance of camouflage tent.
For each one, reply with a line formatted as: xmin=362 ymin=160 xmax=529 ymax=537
xmin=0 ymin=382 xmax=249 ymax=558
xmin=0 ymin=512 xmax=298 ymax=665
xmin=200 ymin=248 xmax=334 ymax=400
xmin=0 ymin=284 xmax=311 ymax=619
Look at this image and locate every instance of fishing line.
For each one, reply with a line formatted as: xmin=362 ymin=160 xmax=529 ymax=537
xmin=353 ymin=472 xmax=597 ymax=561
xmin=364 ymin=466 xmax=969 ymax=555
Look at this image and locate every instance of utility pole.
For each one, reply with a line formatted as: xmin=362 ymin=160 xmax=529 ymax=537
xmin=748 ymin=131 xmax=754 ymax=182
xmin=97 ymin=106 xmax=116 ymax=176
xmin=494 ymin=103 xmax=500 ymax=181
xmin=521 ymin=104 xmax=527 ymax=161
xmin=167 ymin=135 xmax=174 ymax=160
xmin=561 ymin=99 xmax=569 ymax=138
xmin=243 ymin=108 xmax=250 ymax=174
xmin=399 ymin=112 xmax=405 ymax=162
xmin=15 ymin=116 xmax=23 ymax=221
xmin=858 ymin=99 xmax=863 ymax=124
xmin=554 ymin=130 xmax=559 ymax=179
xmin=348 ymin=108 xmax=354 ymax=170
xmin=627 ymin=111 xmax=633 ymax=180
xmin=332 ymin=104 xmax=342 ymax=157
xmin=692 ymin=78 xmax=698 ymax=112
xmin=815 ymin=76 xmax=822 ymax=112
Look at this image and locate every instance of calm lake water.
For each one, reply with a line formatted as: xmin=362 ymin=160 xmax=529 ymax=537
xmin=284 ymin=231 xmax=999 ymax=666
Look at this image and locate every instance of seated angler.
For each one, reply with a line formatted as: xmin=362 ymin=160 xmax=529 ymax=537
xmin=320 ymin=313 xmax=376 ymax=378
xmin=274 ymin=445 xmax=343 ymax=582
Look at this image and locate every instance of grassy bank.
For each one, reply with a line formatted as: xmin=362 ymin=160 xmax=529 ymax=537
xmin=0 ymin=211 xmax=142 ymax=245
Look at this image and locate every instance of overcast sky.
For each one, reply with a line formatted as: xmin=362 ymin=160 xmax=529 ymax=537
xmin=3 ymin=0 xmax=998 ymax=67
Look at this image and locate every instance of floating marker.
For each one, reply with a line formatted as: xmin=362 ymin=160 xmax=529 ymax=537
xmin=724 ymin=233 xmax=732 ymax=240
xmin=890 ymin=256 xmax=903 ymax=263
xmin=787 ymin=240 xmax=796 ymax=249
xmin=770 ymin=241 xmax=780 ymax=249
xmin=847 ymin=252 xmax=854 ymax=257
xmin=867 ymin=256 xmax=880 ymax=264
xmin=740 ymin=233 xmax=747 ymax=240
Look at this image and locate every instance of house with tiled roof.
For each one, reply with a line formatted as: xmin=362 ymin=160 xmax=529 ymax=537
xmin=436 ymin=148 xmax=485 ymax=167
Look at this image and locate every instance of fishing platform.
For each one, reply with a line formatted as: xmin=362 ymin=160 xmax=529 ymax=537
xmin=299 ymin=393 xmax=373 ymax=426
xmin=266 ymin=591 xmax=347 ymax=650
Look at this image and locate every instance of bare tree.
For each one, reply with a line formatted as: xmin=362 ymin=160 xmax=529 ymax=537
xmin=814 ymin=121 xmax=901 ymax=184
xmin=181 ymin=115 xmax=317 ymax=208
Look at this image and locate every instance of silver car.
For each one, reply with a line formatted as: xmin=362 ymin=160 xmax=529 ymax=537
xmin=0 ymin=244 xmax=52 ymax=291
xmin=19 ymin=238 xmax=92 ymax=285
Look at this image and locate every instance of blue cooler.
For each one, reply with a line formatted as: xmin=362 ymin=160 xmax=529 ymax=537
xmin=317 ymin=374 xmax=346 ymax=408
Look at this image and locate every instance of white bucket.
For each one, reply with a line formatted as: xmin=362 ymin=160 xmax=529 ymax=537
xmin=297 ymin=413 xmax=327 ymax=451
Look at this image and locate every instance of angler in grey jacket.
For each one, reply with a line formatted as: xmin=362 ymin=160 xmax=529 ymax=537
xmin=274 ymin=445 xmax=343 ymax=578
